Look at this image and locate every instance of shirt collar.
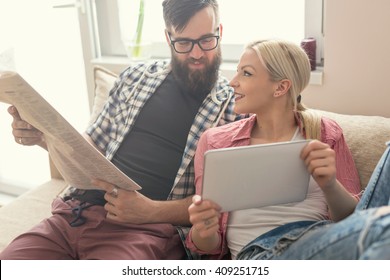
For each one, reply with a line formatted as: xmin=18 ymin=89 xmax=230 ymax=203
xmin=231 ymin=114 xmax=257 ymax=142
xmin=230 ymin=113 xmax=303 ymax=143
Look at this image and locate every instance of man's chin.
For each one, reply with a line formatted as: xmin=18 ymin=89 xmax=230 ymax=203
xmin=188 ymin=70 xmax=209 ymax=87
xmin=189 ymin=69 xmax=206 ymax=81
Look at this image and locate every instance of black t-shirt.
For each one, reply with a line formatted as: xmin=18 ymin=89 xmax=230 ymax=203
xmin=111 ymin=73 xmax=207 ymax=200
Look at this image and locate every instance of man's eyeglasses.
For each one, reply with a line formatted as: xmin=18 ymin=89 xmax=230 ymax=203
xmin=168 ymin=29 xmax=220 ymax=54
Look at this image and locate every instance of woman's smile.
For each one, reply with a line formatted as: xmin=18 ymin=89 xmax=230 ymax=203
xmin=234 ymin=92 xmax=245 ymax=101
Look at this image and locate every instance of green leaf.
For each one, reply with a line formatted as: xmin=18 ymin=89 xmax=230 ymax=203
xmin=132 ymin=0 xmax=145 ymax=57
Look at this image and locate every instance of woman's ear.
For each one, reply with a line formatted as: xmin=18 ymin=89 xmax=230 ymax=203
xmin=273 ymin=79 xmax=291 ymax=97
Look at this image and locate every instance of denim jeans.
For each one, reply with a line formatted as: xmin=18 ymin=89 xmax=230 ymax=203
xmin=237 ymin=142 xmax=390 ymax=260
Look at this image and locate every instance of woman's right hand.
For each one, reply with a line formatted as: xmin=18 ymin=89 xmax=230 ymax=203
xmin=8 ymin=105 xmax=46 ymax=148
xmin=188 ymin=195 xmax=221 ymax=239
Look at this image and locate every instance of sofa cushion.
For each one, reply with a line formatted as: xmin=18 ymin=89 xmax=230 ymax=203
xmin=0 ymin=179 xmax=68 ymax=251
xmin=88 ymin=65 xmax=118 ymax=126
xmin=317 ymin=110 xmax=390 ymax=189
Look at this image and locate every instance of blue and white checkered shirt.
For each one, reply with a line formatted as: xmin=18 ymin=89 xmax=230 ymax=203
xmin=86 ymin=60 xmax=240 ymax=259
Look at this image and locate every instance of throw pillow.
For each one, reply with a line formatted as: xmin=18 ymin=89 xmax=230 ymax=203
xmin=88 ymin=65 xmax=118 ymax=126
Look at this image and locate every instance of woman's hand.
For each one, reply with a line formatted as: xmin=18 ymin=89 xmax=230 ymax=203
xmin=188 ymin=195 xmax=221 ymax=239
xmin=301 ymin=140 xmax=337 ymax=190
xmin=301 ymin=140 xmax=358 ymax=221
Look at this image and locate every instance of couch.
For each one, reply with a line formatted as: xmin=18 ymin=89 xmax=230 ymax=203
xmin=1 ymin=65 xmax=390 ymax=253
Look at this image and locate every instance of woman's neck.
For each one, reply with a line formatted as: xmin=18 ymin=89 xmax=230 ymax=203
xmin=251 ymin=111 xmax=297 ymax=145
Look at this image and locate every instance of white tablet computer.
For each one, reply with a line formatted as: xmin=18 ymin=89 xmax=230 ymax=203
xmin=201 ymin=140 xmax=310 ymax=212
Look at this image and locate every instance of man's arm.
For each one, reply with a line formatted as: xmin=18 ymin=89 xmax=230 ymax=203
xmin=150 ymin=196 xmax=193 ymax=226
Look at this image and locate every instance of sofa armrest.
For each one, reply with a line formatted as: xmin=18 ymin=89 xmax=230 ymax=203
xmin=0 ymin=179 xmax=68 ymax=252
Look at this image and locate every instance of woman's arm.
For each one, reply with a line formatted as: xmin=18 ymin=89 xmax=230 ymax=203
xmin=186 ymin=131 xmax=227 ymax=256
xmin=188 ymin=195 xmax=222 ymax=251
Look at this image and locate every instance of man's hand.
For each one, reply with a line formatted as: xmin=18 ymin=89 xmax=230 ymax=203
xmin=92 ymin=179 xmax=160 ymax=224
xmin=8 ymin=105 xmax=45 ymax=148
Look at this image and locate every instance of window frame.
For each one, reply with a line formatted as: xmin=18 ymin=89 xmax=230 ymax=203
xmin=90 ymin=0 xmax=324 ymax=64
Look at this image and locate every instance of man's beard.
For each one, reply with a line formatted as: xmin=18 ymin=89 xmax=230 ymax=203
xmin=171 ymin=47 xmax=222 ymax=96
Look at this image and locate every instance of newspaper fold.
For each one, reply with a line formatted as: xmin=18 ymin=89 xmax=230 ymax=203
xmin=0 ymin=71 xmax=141 ymax=191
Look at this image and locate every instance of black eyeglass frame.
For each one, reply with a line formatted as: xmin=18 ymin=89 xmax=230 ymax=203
xmin=167 ymin=28 xmax=220 ymax=54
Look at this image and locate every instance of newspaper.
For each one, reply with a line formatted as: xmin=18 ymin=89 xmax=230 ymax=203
xmin=0 ymin=71 xmax=141 ymax=191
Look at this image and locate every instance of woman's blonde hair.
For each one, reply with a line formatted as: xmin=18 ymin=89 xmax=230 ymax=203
xmin=246 ymin=39 xmax=321 ymax=140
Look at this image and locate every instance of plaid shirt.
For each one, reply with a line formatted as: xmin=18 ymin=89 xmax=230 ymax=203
xmin=86 ymin=60 xmax=239 ymax=259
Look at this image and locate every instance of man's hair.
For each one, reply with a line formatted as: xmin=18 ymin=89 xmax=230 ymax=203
xmin=162 ymin=0 xmax=219 ymax=33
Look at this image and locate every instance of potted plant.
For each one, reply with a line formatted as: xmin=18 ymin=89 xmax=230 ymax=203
xmin=120 ymin=0 xmax=151 ymax=60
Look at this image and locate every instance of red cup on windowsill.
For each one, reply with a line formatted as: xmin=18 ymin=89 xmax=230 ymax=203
xmin=301 ymin=38 xmax=316 ymax=71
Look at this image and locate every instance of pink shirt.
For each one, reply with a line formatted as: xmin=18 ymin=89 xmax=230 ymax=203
xmin=186 ymin=114 xmax=361 ymax=259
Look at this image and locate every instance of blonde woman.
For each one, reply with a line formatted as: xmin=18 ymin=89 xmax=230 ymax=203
xmin=186 ymin=40 xmax=390 ymax=259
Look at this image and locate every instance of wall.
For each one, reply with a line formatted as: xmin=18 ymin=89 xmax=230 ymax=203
xmin=303 ymin=0 xmax=390 ymax=117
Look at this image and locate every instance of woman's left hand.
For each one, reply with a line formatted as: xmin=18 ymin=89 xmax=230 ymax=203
xmin=301 ymin=140 xmax=337 ymax=190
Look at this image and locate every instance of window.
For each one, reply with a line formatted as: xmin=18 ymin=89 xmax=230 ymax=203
xmin=0 ymin=0 xmax=88 ymax=194
xmin=91 ymin=0 xmax=324 ymax=64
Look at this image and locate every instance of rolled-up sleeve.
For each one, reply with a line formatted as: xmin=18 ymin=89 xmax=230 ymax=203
xmin=321 ymin=118 xmax=362 ymax=198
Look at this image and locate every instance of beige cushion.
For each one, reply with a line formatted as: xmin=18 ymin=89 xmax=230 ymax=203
xmin=318 ymin=110 xmax=390 ymax=189
xmin=0 ymin=179 xmax=68 ymax=251
xmin=88 ymin=65 xmax=118 ymax=126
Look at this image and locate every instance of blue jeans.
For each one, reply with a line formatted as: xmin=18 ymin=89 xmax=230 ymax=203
xmin=237 ymin=142 xmax=390 ymax=260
